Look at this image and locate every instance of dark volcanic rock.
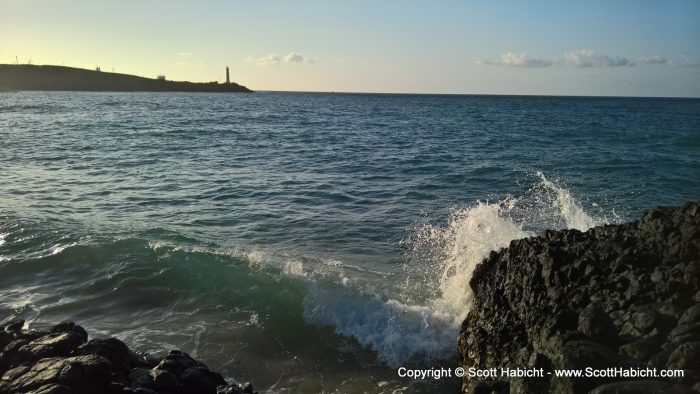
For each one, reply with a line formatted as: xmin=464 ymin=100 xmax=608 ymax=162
xmin=76 ymin=338 xmax=129 ymax=369
xmin=0 ymin=321 xmax=257 ymax=394
xmin=180 ymin=367 xmax=227 ymax=394
xmin=155 ymin=350 xmax=204 ymax=378
xmin=457 ymin=201 xmax=700 ymax=393
xmin=0 ymin=355 xmax=111 ymax=394
xmin=12 ymin=332 xmax=86 ymax=365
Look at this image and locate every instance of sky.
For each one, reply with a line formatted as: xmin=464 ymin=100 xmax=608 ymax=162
xmin=1 ymin=1 xmax=699 ymax=97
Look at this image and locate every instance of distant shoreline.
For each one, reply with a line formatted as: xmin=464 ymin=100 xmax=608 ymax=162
xmin=0 ymin=64 xmax=252 ymax=93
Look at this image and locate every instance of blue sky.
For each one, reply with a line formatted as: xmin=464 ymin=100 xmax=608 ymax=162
xmin=1 ymin=0 xmax=699 ymax=96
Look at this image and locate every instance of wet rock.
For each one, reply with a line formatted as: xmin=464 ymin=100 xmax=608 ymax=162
xmin=12 ymin=331 xmax=86 ymax=365
xmin=51 ymin=323 xmax=88 ymax=344
xmin=150 ymin=369 xmax=181 ymax=393
xmin=0 ymin=355 xmax=111 ymax=394
xmin=180 ymin=367 xmax=227 ymax=394
xmin=155 ymin=350 xmax=204 ymax=378
xmin=76 ymin=338 xmax=129 ymax=369
xmin=216 ymin=383 xmax=255 ymax=394
xmin=129 ymin=368 xmax=156 ymax=389
xmin=457 ymin=201 xmax=700 ymax=393
xmin=128 ymin=350 xmax=160 ymax=369
xmin=25 ymin=384 xmax=73 ymax=394
xmin=0 ymin=321 xmax=257 ymax=394
xmin=2 ymin=319 xmax=25 ymax=334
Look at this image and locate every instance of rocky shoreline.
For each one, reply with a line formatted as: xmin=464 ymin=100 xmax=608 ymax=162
xmin=458 ymin=201 xmax=700 ymax=393
xmin=0 ymin=321 xmax=255 ymax=394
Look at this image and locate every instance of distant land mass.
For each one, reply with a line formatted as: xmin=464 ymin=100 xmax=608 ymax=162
xmin=0 ymin=64 xmax=252 ymax=93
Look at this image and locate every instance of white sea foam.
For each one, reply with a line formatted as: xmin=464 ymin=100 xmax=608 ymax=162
xmin=301 ymin=172 xmax=605 ymax=367
xmin=535 ymin=171 xmax=599 ymax=230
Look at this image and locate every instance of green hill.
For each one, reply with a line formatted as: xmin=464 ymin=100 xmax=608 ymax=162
xmin=0 ymin=64 xmax=252 ymax=93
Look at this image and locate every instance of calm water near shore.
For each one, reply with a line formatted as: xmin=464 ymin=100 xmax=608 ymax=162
xmin=1 ymin=92 xmax=698 ymax=392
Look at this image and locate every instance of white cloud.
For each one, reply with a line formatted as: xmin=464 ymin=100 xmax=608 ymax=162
xmin=284 ymin=52 xmax=304 ymax=63
xmin=637 ymin=55 xmax=667 ymax=64
xmin=562 ymin=49 xmax=632 ymax=67
xmin=477 ymin=49 xmax=634 ymax=68
xmin=246 ymin=52 xmax=311 ymax=66
xmin=246 ymin=53 xmax=280 ymax=66
xmin=476 ymin=52 xmax=553 ymax=68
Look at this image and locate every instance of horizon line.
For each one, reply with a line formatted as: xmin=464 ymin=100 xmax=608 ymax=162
xmin=3 ymin=63 xmax=699 ymax=99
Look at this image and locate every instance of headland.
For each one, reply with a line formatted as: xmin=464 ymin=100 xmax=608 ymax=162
xmin=0 ymin=64 xmax=252 ymax=93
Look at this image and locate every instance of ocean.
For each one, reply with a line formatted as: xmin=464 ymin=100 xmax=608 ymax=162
xmin=1 ymin=91 xmax=698 ymax=393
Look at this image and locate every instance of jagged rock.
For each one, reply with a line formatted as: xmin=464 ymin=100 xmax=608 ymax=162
xmin=619 ymin=336 xmax=660 ymax=362
xmin=25 ymin=384 xmax=73 ymax=394
xmin=150 ymin=369 xmax=182 ymax=393
xmin=2 ymin=319 xmax=25 ymax=334
xmin=216 ymin=383 xmax=255 ymax=394
xmin=0 ymin=339 xmax=28 ymax=373
xmin=457 ymin=201 xmax=700 ymax=393
xmin=128 ymin=350 xmax=160 ymax=369
xmin=76 ymin=338 xmax=129 ymax=369
xmin=12 ymin=331 xmax=86 ymax=365
xmin=666 ymin=341 xmax=700 ymax=370
xmin=578 ymin=304 xmax=619 ymax=346
xmin=669 ymin=322 xmax=700 ymax=344
xmin=129 ymin=368 xmax=155 ymax=389
xmin=51 ymin=323 xmax=88 ymax=344
xmin=678 ymin=303 xmax=700 ymax=325
xmin=180 ymin=367 xmax=227 ymax=394
xmin=155 ymin=350 xmax=204 ymax=378
xmin=0 ymin=355 xmax=111 ymax=394
xmin=0 ymin=322 xmax=257 ymax=394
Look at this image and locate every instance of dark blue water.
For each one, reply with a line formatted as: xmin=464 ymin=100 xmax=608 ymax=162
xmin=1 ymin=92 xmax=698 ymax=392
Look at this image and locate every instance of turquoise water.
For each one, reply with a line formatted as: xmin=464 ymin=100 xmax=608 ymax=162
xmin=1 ymin=92 xmax=698 ymax=392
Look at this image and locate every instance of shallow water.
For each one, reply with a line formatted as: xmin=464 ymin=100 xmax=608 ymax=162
xmin=1 ymin=92 xmax=698 ymax=392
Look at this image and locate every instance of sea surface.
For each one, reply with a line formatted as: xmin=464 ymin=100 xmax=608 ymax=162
xmin=1 ymin=92 xmax=698 ymax=393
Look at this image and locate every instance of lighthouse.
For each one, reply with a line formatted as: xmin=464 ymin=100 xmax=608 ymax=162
xmin=226 ymin=66 xmax=230 ymax=84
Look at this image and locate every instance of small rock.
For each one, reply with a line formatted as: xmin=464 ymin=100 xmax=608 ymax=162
xmin=666 ymin=341 xmax=700 ymax=370
xmin=150 ymin=369 xmax=181 ymax=393
xmin=155 ymin=350 xmax=203 ymax=377
xmin=51 ymin=322 xmax=88 ymax=343
xmin=180 ymin=367 xmax=227 ymax=394
xmin=678 ymin=303 xmax=700 ymax=325
xmin=76 ymin=338 xmax=129 ymax=369
xmin=578 ymin=304 xmax=619 ymax=346
xmin=2 ymin=319 xmax=25 ymax=334
xmin=619 ymin=336 xmax=660 ymax=362
xmin=25 ymin=384 xmax=73 ymax=394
